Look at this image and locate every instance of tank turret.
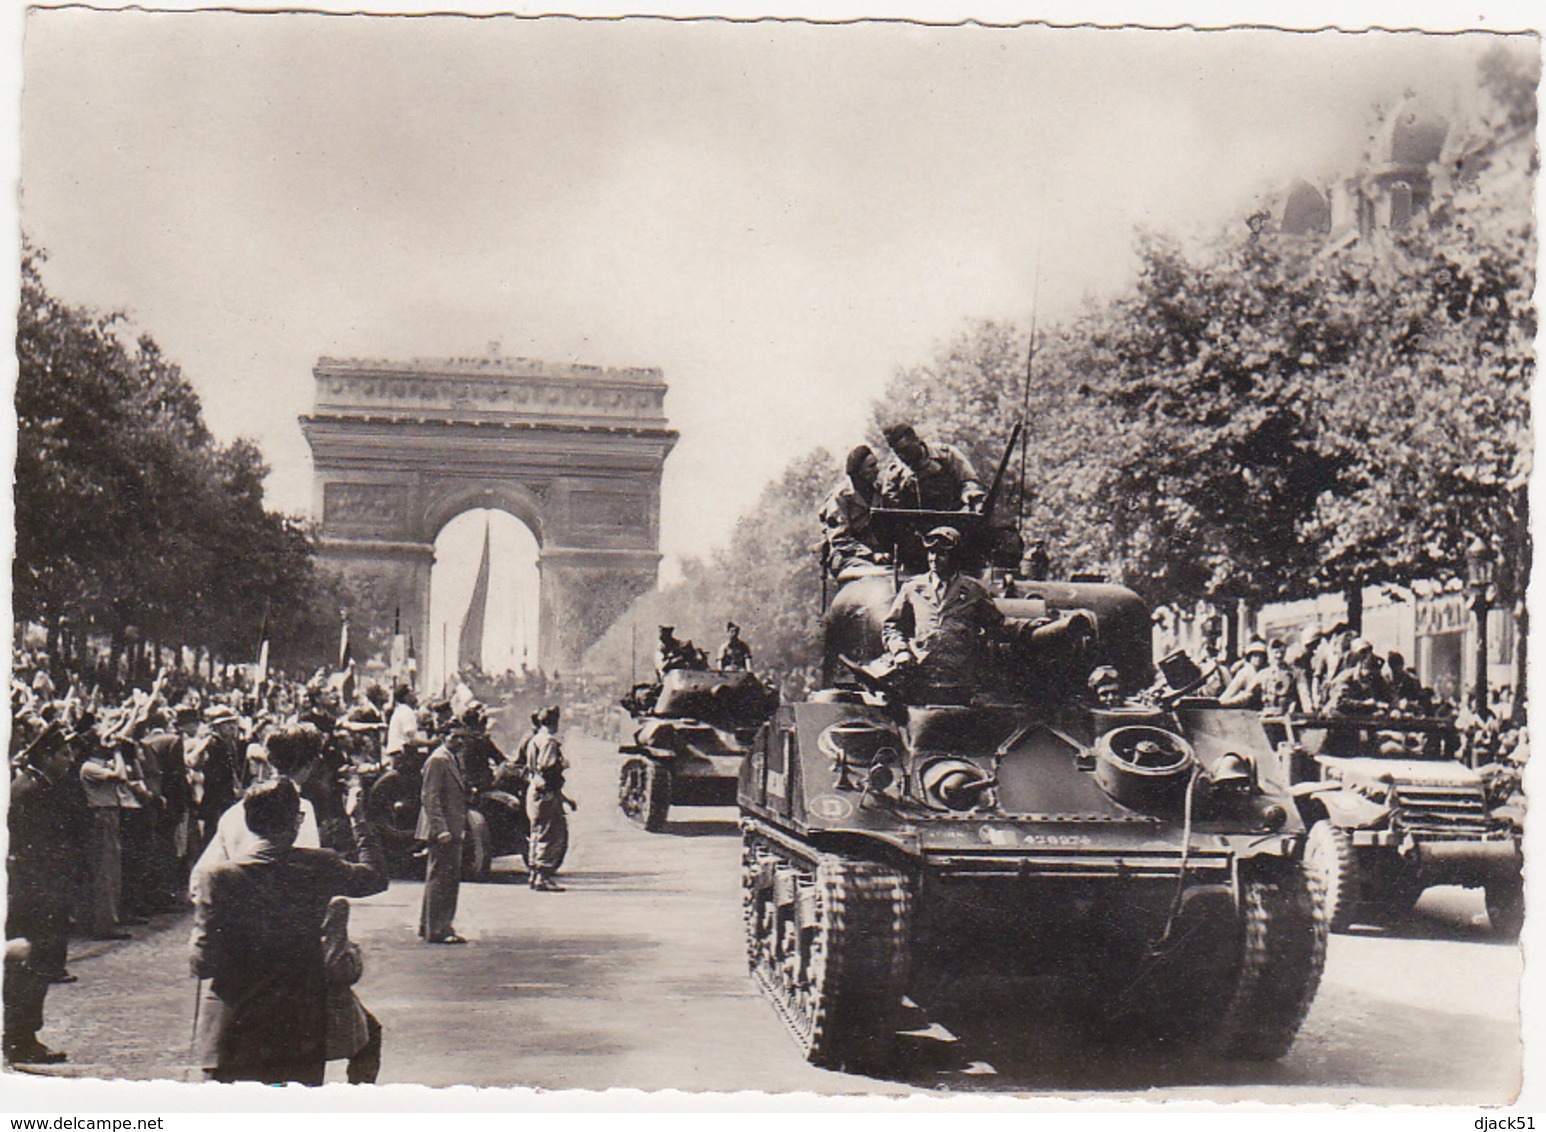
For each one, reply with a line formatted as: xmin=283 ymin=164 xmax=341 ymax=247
xmin=740 ymin=504 xmax=1326 ymax=1074
xmin=618 ymin=667 xmax=777 ymax=832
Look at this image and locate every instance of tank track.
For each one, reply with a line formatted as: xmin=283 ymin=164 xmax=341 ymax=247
xmin=1214 ymin=863 xmax=1328 ymax=1060
xmin=742 ymin=820 xmax=911 ymax=1072
xmin=618 ymin=755 xmax=670 ymax=832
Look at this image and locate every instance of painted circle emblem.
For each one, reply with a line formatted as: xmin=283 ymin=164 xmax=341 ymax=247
xmin=808 ymin=793 xmax=855 ymax=821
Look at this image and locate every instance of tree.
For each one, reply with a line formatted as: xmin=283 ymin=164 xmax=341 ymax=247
xmin=15 ymin=241 xmax=364 ymax=679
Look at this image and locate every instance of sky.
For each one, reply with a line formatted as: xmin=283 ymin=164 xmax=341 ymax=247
xmin=14 ymin=5 xmax=1537 ymax=663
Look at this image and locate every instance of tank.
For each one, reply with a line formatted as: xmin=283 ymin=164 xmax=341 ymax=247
xmin=617 ymin=668 xmax=778 ymax=831
xmin=739 ymin=509 xmax=1327 ymax=1072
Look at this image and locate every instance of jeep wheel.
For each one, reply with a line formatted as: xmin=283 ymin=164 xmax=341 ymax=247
xmin=1485 ymin=872 xmax=1524 ymax=941
xmin=1304 ymin=820 xmax=1361 ymax=932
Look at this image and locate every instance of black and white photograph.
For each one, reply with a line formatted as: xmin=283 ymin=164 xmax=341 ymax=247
xmin=4 ymin=0 xmax=1539 ymax=1114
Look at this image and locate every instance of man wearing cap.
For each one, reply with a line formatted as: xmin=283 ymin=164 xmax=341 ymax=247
xmin=877 ymin=423 xmax=986 ymax=513
xmin=417 ymin=724 xmax=470 ymax=943
xmin=190 ymin=704 xmax=244 ymax=860
xmin=881 ymin=526 xmax=1005 ymax=701
xmin=716 ymin=623 xmax=752 ymax=672
xmin=819 ymin=444 xmax=889 ymax=577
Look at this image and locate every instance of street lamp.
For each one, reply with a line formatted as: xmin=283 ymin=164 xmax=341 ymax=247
xmin=1467 ymin=537 xmax=1495 ymax=716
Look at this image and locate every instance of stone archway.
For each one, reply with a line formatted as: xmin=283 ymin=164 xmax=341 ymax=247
xmin=300 ymin=354 xmax=677 ymax=683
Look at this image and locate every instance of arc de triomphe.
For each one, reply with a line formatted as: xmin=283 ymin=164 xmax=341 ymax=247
xmin=300 ymin=355 xmax=677 ymax=683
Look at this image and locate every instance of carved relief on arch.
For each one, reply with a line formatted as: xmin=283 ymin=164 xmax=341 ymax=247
xmin=323 ymin=482 xmax=407 ymax=534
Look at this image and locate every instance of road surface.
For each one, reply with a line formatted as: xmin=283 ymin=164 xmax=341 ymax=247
xmin=16 ymin=733 xmax=1524 ymax=1101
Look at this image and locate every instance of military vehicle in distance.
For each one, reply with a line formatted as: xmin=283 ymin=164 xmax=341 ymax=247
xmin=1269 ymin=713 xmax=1524 ymax=937
xmin=739 ymin=507 xmax=1327 ymax=1073
xmin=618 ymin=668 xmax=779 ymax=831
xmin=364 ymin=736 xmax=529 ymax=881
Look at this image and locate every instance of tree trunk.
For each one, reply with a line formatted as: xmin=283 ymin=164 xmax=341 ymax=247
xmin=1344 ymin=583 xmax=1364 ymax=635
xmin=1511 ymin=600 xmax=1527 ymax=727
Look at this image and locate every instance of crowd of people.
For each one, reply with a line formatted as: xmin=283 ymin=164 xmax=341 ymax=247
xmin=1146 ymin=627 xmax=1528 ymax=767
xmin=7 ymin=643 xmax=573 ymax=1082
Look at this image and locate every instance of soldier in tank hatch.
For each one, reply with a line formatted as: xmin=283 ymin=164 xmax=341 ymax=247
xmin=818 ymin=444 xmax=889 ymax=577
xmin=877 ymin=422 xmax=986 ymax=513
xmin=881 ymin=526 xmax=1006 ymax=702
xmin=717 ymin=622 xmax=752 ymax=671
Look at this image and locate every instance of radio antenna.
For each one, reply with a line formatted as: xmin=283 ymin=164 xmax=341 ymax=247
xmin=1016 ymin=190 xmax=1047 ymax=537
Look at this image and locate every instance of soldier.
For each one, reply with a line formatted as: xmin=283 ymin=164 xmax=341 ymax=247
xmin=818 ymin=445 xmax=888 ymax=577
xmin=878 ymin=423 xmax=987 ymax=513
xmin=716 ymin=622 xmax=753 ymax=672
xmin=881 ymin=526 xmax=1005 ymax=702
xmin=1219 ymin=639 xmax=1270 ymax=706
xmin=525 ymin=706 xmax=573 ymax=893
xmin=1385 ymin=650 xmax=1429 ymax=709
xmin=654 ymin=627 xmax=706 ymax=680
xmin=1323 ymin=639 xmax=1395 ymax=716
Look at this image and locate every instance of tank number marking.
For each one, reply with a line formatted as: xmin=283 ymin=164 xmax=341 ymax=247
xmin=1023 ymin=833 xmax=1093 ymax=847
xmin=809 ymin=794 xmax=855 ymax=821
xmin=767 ymin=770 xmax=787 ymax=798
xmin=978 ymin=826 xmax=1093 ymax=848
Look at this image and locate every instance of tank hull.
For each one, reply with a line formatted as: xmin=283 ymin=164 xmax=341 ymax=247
xmin=740 ymin=694 xmax=1326 ymax=1071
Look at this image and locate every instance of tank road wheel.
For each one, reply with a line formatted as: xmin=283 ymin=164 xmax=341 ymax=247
xmin=461 ymin=809 xmax=492 ymax=882
xmin=1485 ymin=871 xmax=1524 ymax=941
xmin=1304 ymin=820 xmax=1361 ymax=932
xmin=742 ymin=827 xmax=911 ymax=1074
xmin=742 ymin=831 xmax=780 ymax=971
xmin=1214 ymin=864 xmax=1328 ymax=1061
xmin=619 ymin=756 xmax=671 ymax=832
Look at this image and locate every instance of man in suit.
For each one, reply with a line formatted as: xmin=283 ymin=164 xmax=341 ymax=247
xmin=417 ymin=727 xmax=469 ymax=944
xmin=189 ymin=777 xmax=386 ymax=1085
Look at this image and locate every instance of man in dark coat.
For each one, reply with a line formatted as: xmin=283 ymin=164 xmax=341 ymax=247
xmin=136 ymin=709 xmax=190 ymax=911
xmin=189 ymin=777 xmax=387 ymax=1085
xmin=5 ymin=724 xmax=78 ymax=1064
xmin=416 ymin=728 xmax=469 ymax=944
